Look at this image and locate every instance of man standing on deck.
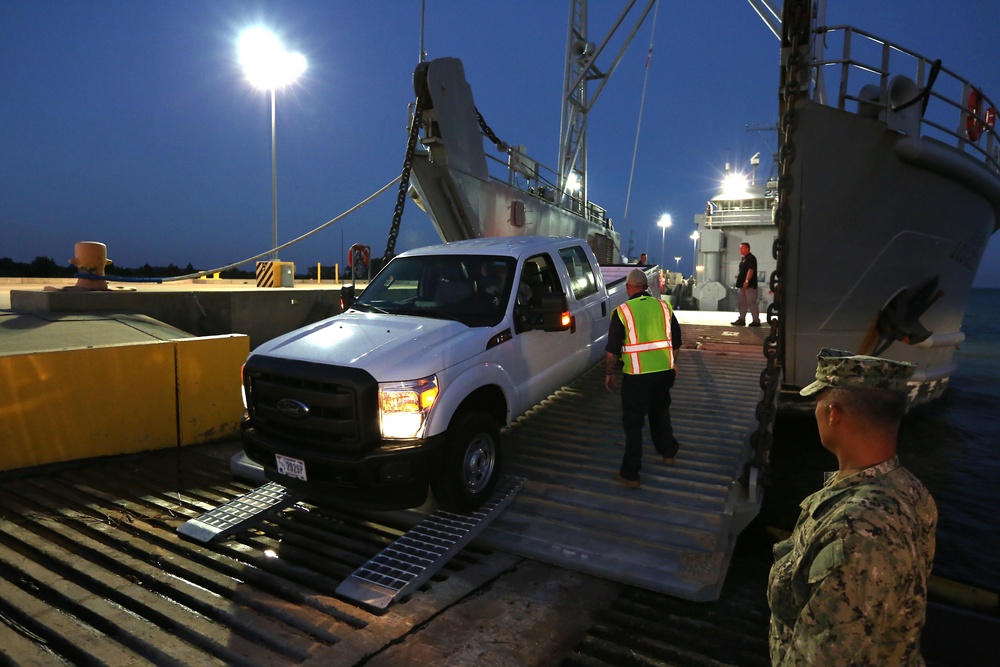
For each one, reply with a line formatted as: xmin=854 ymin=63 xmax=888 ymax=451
xmin=768 ymin=348 xmax=937 ymax=666
xmin=732 ymin=242 xmax=761 ymax=327
xmin=604 ymin=268 xmax=682 ymax=489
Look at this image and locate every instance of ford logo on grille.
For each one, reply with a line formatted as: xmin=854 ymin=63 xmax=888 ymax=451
xmin=276 ymin=398 xmax=310 ymax=419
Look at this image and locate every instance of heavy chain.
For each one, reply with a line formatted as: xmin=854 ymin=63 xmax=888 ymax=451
xmin=749 ymin=0 xmax=811 ymax=485
xmin=477 ymin=110 xmax=508 ymax=152
xmin=383 ymin=101 xmax=502 ymax=262
xmin=382 ymin=98 xmax=425 ymax=262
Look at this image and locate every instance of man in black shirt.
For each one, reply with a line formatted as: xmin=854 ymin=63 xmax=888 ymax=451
xmin=732 ymin=242 xmax=761 ymax=327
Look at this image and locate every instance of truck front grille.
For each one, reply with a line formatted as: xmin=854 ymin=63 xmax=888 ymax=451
xmin=244 ymin=355 xmax=379 ymax=453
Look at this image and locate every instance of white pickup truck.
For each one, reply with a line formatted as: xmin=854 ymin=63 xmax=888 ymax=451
xmin=239 ymin=236 xmax=660 ymax=510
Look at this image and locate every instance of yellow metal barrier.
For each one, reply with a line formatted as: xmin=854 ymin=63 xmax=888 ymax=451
xmin=176 ymin=336 xmax=249 ymax=445
xmin=0 ymin=334 xmax=248 ymax=472
xmin=256 ymin=261 xmax=295 ymax=287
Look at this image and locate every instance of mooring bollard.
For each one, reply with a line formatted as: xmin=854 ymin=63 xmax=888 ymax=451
xmin=44 ymin=241 xmax=113 ymax=292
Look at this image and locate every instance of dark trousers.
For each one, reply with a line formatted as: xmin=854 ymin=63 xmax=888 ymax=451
xmin=619 ymin=369 xmax=678 ymax=480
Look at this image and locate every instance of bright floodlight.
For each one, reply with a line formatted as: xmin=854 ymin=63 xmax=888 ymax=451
xmin=657 ymin=214 xmax=672 ymax=229
xmin=566 ymin=172 xmax=582 ymax=193
xmin=238 ymin=25 xmax=306 ymax=263
xmin=721 ymin=172 xmax=750 ymax=199
xmin=239 ymin=27 xmax=307 ymax=90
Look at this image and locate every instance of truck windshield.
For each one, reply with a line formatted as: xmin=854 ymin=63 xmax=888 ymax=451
xmin=353 ymin=255 xmax=515 ymax=327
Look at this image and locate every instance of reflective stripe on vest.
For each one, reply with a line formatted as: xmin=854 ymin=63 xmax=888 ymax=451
xmin=616 ymin=296 xmax=674 ymax=374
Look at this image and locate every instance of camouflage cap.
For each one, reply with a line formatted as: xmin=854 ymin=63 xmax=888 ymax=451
xmin=799 ymin=348 xmax=916 ymax=396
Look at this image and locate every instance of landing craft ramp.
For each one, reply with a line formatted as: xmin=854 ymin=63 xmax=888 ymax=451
xmin=481 ymin=346 xmax=764 ymax=601
xmin=223 ymin=340 xmax=765 ymax=602
xmin=0 ymin=308 xmax=770 ymax=663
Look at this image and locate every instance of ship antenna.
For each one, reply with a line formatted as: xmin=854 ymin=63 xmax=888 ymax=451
xmin=418 ymin=0 xmax=427 ymax=63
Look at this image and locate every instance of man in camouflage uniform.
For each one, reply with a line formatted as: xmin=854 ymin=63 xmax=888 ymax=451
xmin=768 ymin=348 xmax=937 ymax=666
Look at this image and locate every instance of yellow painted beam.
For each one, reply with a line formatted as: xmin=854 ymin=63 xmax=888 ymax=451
xmin=0 ymin=334 xmax=249 ymax=472
xmin=176 ymin=335 xmax=248 ymax=445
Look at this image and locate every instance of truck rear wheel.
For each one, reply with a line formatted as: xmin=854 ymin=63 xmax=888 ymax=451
xmin=430 ymin=410 xmax=501 ymax=512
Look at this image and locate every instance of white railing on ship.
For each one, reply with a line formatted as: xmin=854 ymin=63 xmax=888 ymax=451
xmin=481 ymin=142 xmax=613 ymax=229
xmin=809 ymin=24 xmax=1000 ymax=175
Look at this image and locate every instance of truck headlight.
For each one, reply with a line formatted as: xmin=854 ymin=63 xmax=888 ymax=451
xmin=240 ymin=363 xmax=249 ymax=410
xmin=378 ymin=375 xmax=439 ymax=440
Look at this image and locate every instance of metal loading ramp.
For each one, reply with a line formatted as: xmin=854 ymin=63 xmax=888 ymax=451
xmin=336 ymin=476 xmax=525 ymax=612
xmin=177 ymin=481 xmax=304 ymax=542
xmin=477 ymin=348 xmax=764 ymax=601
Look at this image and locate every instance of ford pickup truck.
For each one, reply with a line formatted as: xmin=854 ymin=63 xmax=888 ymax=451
xmin=239 ymin=236 xmax=660 ymax=511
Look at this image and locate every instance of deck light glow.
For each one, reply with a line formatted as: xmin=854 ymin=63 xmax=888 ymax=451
xmin=721 ymin=172 xmax=750 ymax=199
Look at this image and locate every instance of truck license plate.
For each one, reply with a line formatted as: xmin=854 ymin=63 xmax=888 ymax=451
xmin=276 ymin=454 xmax=307 ymax=481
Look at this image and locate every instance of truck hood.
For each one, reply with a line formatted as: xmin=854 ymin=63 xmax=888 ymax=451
xmin=250 ymin=311 xmax=494 ymax=381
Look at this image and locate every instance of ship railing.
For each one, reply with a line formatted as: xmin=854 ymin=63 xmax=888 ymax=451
xmin=481 ymin=141 xmax=614 ymax=229
xmin=808 ymin=24 xmax=1000 ymax=176
xmin=704 ymin=210 xmax=774 ymax=227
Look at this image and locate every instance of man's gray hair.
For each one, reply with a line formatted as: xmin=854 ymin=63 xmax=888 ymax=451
xmin=626 ymin=268 xmax=648 ymax=288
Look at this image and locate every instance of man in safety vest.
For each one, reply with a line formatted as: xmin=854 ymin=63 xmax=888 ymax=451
xmin=605 ymin=268 xmax=683 ymax=489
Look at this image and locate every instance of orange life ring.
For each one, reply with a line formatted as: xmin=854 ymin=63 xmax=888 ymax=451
xmin=347 ymin=244 xmax=370 ymax=269
xmin=966 ymin=89 xmax=984 ymax=142
xmin=986 ymin=106 xmax=997 ymax=130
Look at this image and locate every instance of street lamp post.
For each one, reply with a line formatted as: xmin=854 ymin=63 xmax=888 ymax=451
xmin=239 ymin=27 xmax=307 ymax=262
xmin=657 ymin=214 xmax=672 ymax=268
xmin=674 ymin=256 xmax=681 ymax=271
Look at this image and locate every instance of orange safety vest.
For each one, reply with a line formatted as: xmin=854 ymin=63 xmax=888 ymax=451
xmin=616 ymin=296 xmax=675 ymax=374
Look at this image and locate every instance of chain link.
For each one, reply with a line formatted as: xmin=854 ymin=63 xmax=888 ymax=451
xmin=748 ymin=0 xmax=810 ymax=486
xmin=477 ymin=110 xmax=508 ymax=152
xmin=382 ymin=100 xmax=425 ymax=262
xmin=382 ymin=102 xmax=505 ymax=262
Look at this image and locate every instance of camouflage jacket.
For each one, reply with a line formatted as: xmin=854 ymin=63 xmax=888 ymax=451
xmin=768 ymin=457 xmax=937 ymax=666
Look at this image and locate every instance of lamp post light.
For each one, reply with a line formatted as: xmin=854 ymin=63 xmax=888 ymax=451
xmin=657 ymin=214 xmax=672 ymax=267
xmin=674 ymin=256 xmax=681 ymax=271
xmin=690 ymin=230 xmax=700 ymax=275
xmin=238 ymin=27 xmax=307 ymax=261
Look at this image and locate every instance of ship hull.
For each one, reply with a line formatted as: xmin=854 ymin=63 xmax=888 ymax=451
xmin=409 ymin=155 xmax=621 ymax=264
xmin=406 ymin=57 xmax=620 ymax=265
xmin=782 ymin=102 xmax=999 ymax=403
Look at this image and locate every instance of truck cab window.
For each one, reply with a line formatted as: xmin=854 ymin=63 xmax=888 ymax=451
xmin=356 ymin=255 xmax=512 ymax=327
xmin=519 ymin=255 xmax=557 ymax=307
xmin=558 ymin=245 xmax=599 ymax=299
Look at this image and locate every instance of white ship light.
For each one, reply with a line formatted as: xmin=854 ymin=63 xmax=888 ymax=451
xmin=566 ymin=172 xmax=582 ymax=193
xmin=379 ymin=376 xmax=439 ymax=440
xmin=721 ymin=172 xmax=750 ymax=199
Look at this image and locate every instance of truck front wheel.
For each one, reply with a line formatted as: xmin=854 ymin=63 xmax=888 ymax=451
xmin=430 ymin=410 xmax=501 ymax=512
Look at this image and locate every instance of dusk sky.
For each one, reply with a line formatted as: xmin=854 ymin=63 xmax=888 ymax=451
xmin=3 ymin=1 xmax=999 ymax=287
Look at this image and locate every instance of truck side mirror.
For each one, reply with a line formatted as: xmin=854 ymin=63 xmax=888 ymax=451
xmin=340 ymin=284 xmax=356 ymax=312
xmin=522 ymin=291 xmax=574 ymax=333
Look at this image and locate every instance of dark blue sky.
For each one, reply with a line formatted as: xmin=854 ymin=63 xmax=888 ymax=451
xmin=3 ymin=1 xmax=998 ymax=286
